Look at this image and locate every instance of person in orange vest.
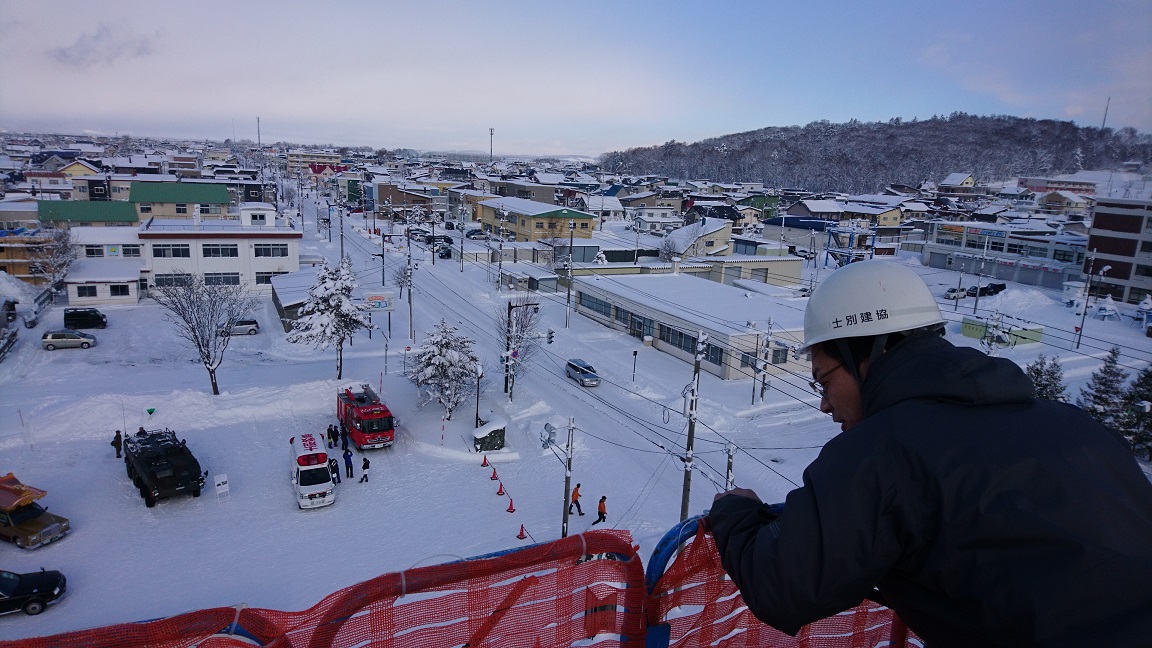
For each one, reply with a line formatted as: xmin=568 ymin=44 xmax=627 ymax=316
xmin=569 ymin=483 xmax=584 ymax=515
xmin=592 ymin=496 xmax=607 ymax=526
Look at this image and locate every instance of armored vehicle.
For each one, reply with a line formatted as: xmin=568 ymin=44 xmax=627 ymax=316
xmin=123 ymin=428 xmax=207 ymax=507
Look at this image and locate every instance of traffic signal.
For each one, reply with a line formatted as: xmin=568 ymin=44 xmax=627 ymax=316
xmin=547 ymin=328 xmax=555 ymax=344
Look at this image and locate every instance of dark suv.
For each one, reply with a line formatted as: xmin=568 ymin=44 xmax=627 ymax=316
xmin=63 ymin=307 xmax=107 ymax=329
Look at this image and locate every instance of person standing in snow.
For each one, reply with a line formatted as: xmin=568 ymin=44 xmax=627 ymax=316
xmin=111 ymin=430 xmax=122 ymax=458
xmin=707 ymin=260 xmax=1152 ymax=646
xmin=340 ymin=425 xmax=350 ymax=451
xmin=569 ymin=483 xmax=584 ymax=515
xmin=359 ymin=457 xmax=370 ymax=483
xmin=342 ymin=447 xmax=354 ymax=479
xmin=591 ymin=496 xmax=607 ymax=525
xmin=328 ymin=457 xmax=341 ymax=484
xmin=327 ymin=424 xmax=337 ymax=449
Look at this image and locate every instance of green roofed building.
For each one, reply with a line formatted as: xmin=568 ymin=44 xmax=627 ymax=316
xmin=38 ymin=200 xmax=140 ymax=227
xmin=129 ymin=182 xmax=231 ymax=220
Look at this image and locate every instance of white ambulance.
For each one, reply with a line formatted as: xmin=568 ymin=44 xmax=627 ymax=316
xmin=289 ymin=433 xmax=336 ymax=509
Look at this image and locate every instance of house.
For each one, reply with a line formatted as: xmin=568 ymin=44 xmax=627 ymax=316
xmin=786 ymin=199 xmax=844 ymax=221
xmin=477 ymin=197 xmax=596 ymax=243
xmin=1037 ymin=191 xmax=1089 ymax=218
xmin=570 ymin=272 xmax=805 ymax=380
xmin=37 ymin=200 xmax=140 ymax=228
xmin=575 ymin=195 xmax=624 ymax=223
xmin=664 ymin=218 xmax=733 ymax=257
xmin=129 ymin=181 xmax=231 ymax=220
xmin=631 ymin=207 xmax=683 ymax=233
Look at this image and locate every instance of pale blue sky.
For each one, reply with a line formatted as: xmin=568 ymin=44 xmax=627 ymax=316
xmin=2 ymin=0 xmax=1149 ymax=157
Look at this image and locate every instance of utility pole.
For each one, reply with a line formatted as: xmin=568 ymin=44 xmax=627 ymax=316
xmin=504 ymin=301 xmax=539 ymax=395
xmin=339 ymin=203 xmax=345 ymax=259
xmin=565 ymin=219 xmax=575 ymax=328
xmin=725 ymin=444 xmax=736 ymax=490
xmin=1076 ymin=250 xmax=1099 ymax=349
xmin=751 ymin=332 xmax=761 ymax=405
xmin=407 ymin=245 xmax=416 ymax=341
xmin=680 ymin=332 xmax=706 ymax=522
xmin=489 ymin=127 xmax=494 ymax=163
xmin=954 ymin=271 xmax=963 ymax=312
xmin=561 ymin=416 xmax=575 ymax=538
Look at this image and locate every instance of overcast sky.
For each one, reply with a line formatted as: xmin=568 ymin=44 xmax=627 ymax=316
xmin=2 ymin=0 xmax=1149 ymax=158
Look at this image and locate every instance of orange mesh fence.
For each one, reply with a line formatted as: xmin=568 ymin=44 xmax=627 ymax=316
xmin=646 ymin=520 xmax=919 ymax=648
xmin=5 ymin=524 xmax=918 ymax=648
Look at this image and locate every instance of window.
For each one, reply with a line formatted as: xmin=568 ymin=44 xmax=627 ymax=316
xmin=658 ymin=325 xmax=697 ymax=354
xmin=199 ymin=204 xmax=220 ymax=215
xmin=250 ymin=212 xmax=267 ymax=224
xmin=548 ymin=221 xmax=556 ymax=230
xmin=78 ymin=185 xmax=88 ymax=193
xmin=1136 ymin=265 xmax=1152 ymax=278
xmin=580 ymin=222 xmax=589 ymax=229
xmin=255 ymin=271 xmax=288 ymax=284
xmin=536 ymin=222 xmax=544 ymax=229
xmin=154 ymin=274 xmax=191 ymax=287
xmin=1006 ymin=243 xmax=1025 ymax=255
xmin=576 ymin=292 xmax=612 ymax=317
xmin=704 ymin=343 xmax=724 ymax=366
xmin=1052 ymin=249 xmax=1075 ymax=262
xmin=76 ymin=285 xmax=96 ymax=297
xmin=153 ymin=244 xmax=191 ymax=258
xmin=202 ymin=244 xmax=239 ymax=257
xmin=705 ymin=240 xmax=715 ymax=247
xmin=740 ymin=352 xmax=758 ymax=369
xmin=85 ymin=245 xmax=104 ymax=258
xmin=771 ymin=347 xmax=789 ymax=364
xmin=615 ymin=307 xmax=631 ymax=325
xmin=176 ymin=203 xmax=188 ymax=214
xmin=1140 ymin=240 xmax=1152 ymax=254
xmin=139 ymin=203 xmax=152 ymax=214
xmin=122 ymin=245 xmax=141 ymax=258
xmin=254 ymin=243 xmax=289 ymax=257
xmin=111 ymin=284 xmax=130 ymax=297
xmin=204 ymin=273 xmax=241 ymax=286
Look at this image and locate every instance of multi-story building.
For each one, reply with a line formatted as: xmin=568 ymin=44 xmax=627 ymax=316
xmin=1085 ymin=196 xmax=1152 ymax=304
xmin=286 ymin=149 xmax=342 ymax=175
xmin=921 ymin=220 xmax=1088 ymax=289
xmin=129 ymin=182 xmax=231 ymax=220
xmin=477 ymin=197 xmax=596 ymax=243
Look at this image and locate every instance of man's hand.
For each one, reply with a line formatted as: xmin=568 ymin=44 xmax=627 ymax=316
xmin=714 ymin=487 xmax=762 ymax=503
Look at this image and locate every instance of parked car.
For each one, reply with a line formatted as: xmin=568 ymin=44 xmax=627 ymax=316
xmin=0 ymin=473 xmax=70 ymax=549
xmin=943 ymin=288 xmax=967 ymax=300
xmin=465 ymin=229 xmax=489 ymax=240
xmin=425 ymin=234 xmax=453 ymax=246
xmin=437 ymin=245 xmax=453 ymax=259
xmin=966 ymin=285 xmax=995 ymax=297
xmin=406 ymin=227 xmax=430 ymax=239
xmin=565 ymin=359 xmax=601 ymax=387
xmin=0 ymin=568 xmax=66 ymax=616
xmin=62 ymin=307 xmax=106 ymax=329
xmin=986 ymin=282 xmax=1007 ymax=295
xmin=41 ymin=330 xmax=96 ymax=351
xmin=219 ymin=319 xmax=260 ymax=336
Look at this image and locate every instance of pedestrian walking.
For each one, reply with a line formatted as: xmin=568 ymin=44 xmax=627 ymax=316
xmin=591 ymin=496 xmax=607 ymax=525
xmin=359 ymin=457 xmax=370 ymax=483
xmin=569 ymin=483 xmax=584 ymax=515
xmin=343 ymin=448 xmax=354 ymax=479
xmin=708 ymin=259 xmax=1152 ymax=645
xmin=111 ymin=430 xmax=123 ymax=458
xmin=328 ymin=457 xmax=341 ymax=484
xmin=340 ymin=425 xmax=350 ymax=451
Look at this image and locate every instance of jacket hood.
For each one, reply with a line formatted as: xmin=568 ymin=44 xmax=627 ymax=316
xmin=861 ymin=332 xmax=1034 ymax=417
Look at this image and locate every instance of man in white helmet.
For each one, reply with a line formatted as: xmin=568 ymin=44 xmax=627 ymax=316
xmin=707 ymin=259 xmax=1152 ymax=647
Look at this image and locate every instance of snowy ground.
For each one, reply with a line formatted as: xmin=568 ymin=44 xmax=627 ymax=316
xmin=1 ymin=201 xmax=1150 ymax=641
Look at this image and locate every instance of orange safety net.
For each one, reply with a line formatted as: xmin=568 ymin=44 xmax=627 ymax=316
xmin=647 ymin=522 xmax=918 ymax=647
xmin=5 ymin=526 xmax=917 ymax=648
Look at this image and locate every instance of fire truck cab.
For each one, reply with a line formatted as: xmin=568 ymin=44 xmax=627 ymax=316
xmin=289 ymin=433 xmax=335 ymax=509
xmin=337 ymin=384 xmax=396 ymax=450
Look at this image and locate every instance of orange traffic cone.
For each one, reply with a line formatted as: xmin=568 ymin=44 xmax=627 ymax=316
xmin=481 ymin=455 xmax=489 ymax=467
xmin=496 ymin=482 xmax=505 ymax=496
xmin=490 ymin=467 xmax=499 ymax=481
xmin=507 ymin=498 xmax=516 ymax=513
xmin=517 ymin=524 xmax=527 ymax=540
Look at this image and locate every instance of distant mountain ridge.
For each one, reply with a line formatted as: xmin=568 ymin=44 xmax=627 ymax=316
xmin=599 ymin=113 xmax=1152 ymax=193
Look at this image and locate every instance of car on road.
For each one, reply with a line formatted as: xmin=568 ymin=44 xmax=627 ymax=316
xmin=943 ymin=288 xmax=967 ymax=299
xmin=565 ymin=359 xmax=601 ymax=387
xmin=219 ymin=319 xmax=260 ymax=336
xmin=0 ymin=568 xmax=66 ymax=616
xmin=465 ymin=229 xmax=489 ymax=240
xmin=437 ymin=245 xmax=453 ymax=259
xmin=41 ymin=330 xmax=96 ymax=350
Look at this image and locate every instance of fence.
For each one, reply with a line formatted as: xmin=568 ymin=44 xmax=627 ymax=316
xmin=4 ymin=521 xmax=916 ymax=648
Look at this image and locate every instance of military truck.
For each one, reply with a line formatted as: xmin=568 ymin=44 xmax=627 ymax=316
xmin=0 ymin=473 xmax=70 ymax=549
xmin=123 ymin=428 xmax=207 ymax=507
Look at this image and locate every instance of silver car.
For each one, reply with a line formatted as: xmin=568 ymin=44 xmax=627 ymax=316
xmin=565 ymin=359 xmax=601 ymax=387
xmin=41 ymin=329 xmax=97 ymax=350
xmin=219 ymin=319 xmax=260 ymax=336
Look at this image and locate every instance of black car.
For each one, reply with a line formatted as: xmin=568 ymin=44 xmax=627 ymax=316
xmin=437 ymin=245 xmax=453 ymax=259
xmin=0 ymin=568 xmax=66 ymax=615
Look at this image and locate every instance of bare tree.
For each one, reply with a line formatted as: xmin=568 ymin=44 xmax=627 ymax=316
xmin=658 ymin=236 xmax=680 ymax=261
xmin=497 ymin=294 xmax=543 ymax=398
xmin=150 ymin=272 xmax=259 ymax=395
xmin=28 ymin=228 xmax=76 ymax=289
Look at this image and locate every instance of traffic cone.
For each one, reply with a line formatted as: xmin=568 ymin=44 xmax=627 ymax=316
xmin=517 ymin=524 xmax=527 ymax=540
xmin=496 ymin=481 xmax=505 ymax=496
xmin=481 ymin=455 xmax=489 ymax=467
xmin=507 ymin=498 xmax=516 ymax=513
xmin=490 ymin=467 xmax=499 ymax=480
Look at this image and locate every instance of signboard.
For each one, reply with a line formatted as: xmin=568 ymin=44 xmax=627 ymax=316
xmin=364 ymin=291 xmax=396 ymax=312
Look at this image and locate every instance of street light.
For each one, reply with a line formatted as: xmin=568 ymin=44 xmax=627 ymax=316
xmin=1075 ymin=252 xmax=1103 ymax=349
xmin=475 ymin=363 xmax=484 ymax=429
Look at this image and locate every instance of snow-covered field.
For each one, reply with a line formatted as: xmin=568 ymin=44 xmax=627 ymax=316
xmin=1 ymin=204 xmax=1149 ymax=641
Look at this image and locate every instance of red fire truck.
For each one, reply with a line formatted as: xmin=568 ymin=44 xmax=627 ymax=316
xmin=337 ymin=384 xmax=395 ymax=449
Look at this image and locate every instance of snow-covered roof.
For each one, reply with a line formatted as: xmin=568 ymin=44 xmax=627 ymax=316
xmin=941 ymin=172 xmax=973 ymax=186
xmin=66 ymin=258 xmax=146 ymax=283
xmin=270 ymin=266 xmax=320 ymax=308
xmin=69 ymin=226 xmax=142 ymax=245
xmin=583 ymin=196 xmax=622 ymax=211
xmin=800 ymin=199 xmax=843 ymax=214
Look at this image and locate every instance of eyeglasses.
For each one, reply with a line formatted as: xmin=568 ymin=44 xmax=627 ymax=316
xmin=809 ymin=364 xmax=843 ymax=397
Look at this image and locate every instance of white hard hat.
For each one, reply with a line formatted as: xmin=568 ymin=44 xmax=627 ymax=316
xmin=801 ymin=260 xmax=944 ymax=352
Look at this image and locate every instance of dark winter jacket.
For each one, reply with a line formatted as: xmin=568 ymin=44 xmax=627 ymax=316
xmin=709 ymin=333 xmax=1152 ymax=647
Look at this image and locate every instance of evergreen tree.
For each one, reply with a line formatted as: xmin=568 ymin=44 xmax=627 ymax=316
xmin=407 ymin=319 xmax=480 ymax=421
xmin=1076 ymin=347 xmax=1130 ymax=430
xmin=1118 ymin=366 xmax=1152 ymax=459
xmin=1024 ymin=354 xmax=1067 ymax=402
xmin=287 ymin=257 xmax=372 ymax=379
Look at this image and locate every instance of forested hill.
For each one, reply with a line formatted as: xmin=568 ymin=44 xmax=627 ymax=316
xmin=598 ymin=114 xmax=1151 ymax=194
